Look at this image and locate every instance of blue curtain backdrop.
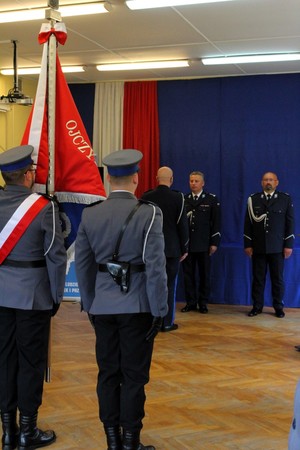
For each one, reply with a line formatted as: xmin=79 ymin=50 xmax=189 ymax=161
xmin=158 ymin=74 xmax=300 ymax=307
xmin=69 ymin=73 xmax=300 ymax=307
xmin=69 ymin=83 xmax=95 ymax=143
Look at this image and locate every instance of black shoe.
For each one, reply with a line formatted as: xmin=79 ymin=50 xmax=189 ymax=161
xmin=181 ymin=304 xmax=197 ymax=312
xmin=1 ymin=411 xmax=19 ymax=450
xmin=18 ymin=414 xmax=56 ymax=450
xmin=199 ymin=305 xmax=208 ymax=314
xmin=275 ymin=309 xmax=285 ymax=318
xmin=248 ymin=308 xmax=262 ymax=317
xmin=161 ymin=323 xmax=178 ymax=332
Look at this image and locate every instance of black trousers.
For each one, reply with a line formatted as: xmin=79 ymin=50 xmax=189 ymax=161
xmin=0 ymin=307 xmax=51 ymax=415
xmin=183 ymin=251 xmax=210 ymax=306
xmin=95 ymin=313 xmax=154 ymax=432
xmin=251 ymin=253 xmax=285 ymax=310
xmin=163 ymin=257 xmax=180 ymax=327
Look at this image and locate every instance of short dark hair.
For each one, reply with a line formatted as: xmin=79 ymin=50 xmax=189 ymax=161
xmin=2 ymin=164 xmax=31 ymax=185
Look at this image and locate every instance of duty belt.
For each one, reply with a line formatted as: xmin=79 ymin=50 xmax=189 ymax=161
xmin=1 ymin=259 xmax=46 ymax=268
xmin=98 ymin=263 xmax=145 ymax=273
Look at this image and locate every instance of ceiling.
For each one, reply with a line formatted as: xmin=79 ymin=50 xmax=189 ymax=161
xmin=0 ymin=0 xmax=300 ymax=84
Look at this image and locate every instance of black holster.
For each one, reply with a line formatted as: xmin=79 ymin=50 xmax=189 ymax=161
xmin=106 ymin=260 xmax=131 ymax=293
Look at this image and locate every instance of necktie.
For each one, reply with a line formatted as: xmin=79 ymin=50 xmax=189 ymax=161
xmin=267 ymin=194 xmax=271 ymax=201
xmin=194 ymin=195 xmax=198 ymax=201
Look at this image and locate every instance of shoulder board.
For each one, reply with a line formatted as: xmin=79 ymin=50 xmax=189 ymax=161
xmin=282 ymin=192 xmax=290 ymax=196
xmin=208 ymin=193 xmax=216 ymax=197
xmin=85 ymin=199 xmax=104 ymax=208
xmin=138 ymin=198 xmax=156 ymax=207
xmin=250 ymin=192 xmax=260 ymax=197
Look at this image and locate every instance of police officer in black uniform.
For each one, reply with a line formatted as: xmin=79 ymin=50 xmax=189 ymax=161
xmin=181 ymin=171 xmax=221 ymax=314
xmin=142 ymin=166 xmax=189 ymax=331
xmin=244 ymin=171 xmax=294 ymax=318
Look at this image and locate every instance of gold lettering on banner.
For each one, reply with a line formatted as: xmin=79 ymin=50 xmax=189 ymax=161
xmin=66 ymin=120 xmax=94 ymax=160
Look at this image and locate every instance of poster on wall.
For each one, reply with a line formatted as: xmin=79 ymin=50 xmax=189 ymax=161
xmin=64 ymin=259 xmax=80 ymax=302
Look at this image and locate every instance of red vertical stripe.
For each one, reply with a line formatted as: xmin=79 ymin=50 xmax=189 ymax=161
xmin=123 ymin=81 xmax=160 ymax=198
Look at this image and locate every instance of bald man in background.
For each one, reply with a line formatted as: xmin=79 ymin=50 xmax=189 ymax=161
xmin=142 ymin=167 xmax=189 ymax=331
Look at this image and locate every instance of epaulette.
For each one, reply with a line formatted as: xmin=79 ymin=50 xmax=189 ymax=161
xmin=85 ymin=199 xmax=104 ymax=208
xmin=208 ymin=193 xmax=216 ymax=197
xmin=138 ymin=198 xmax=156 ymax=207
xmin=283 ymin=192 xmax=290 ymax=196
xmin=142 ymin=189 xmax=154 ymax=195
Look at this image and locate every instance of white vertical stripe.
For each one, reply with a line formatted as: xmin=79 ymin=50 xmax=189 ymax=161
xmin=0 ymin=193 xmax=40 ymax=247
xmin=28 ymin=44 xmax=48 ymax=164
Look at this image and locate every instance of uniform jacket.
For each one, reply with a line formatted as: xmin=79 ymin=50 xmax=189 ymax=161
xmin=142 ymin=185 xmax=189 ymax=258
xmin=289 ymin=379 xmax=300 ymax=450
xmin=185 ymin=191 xmax=221 ymax=252
xmin=0 ymin=184 xmax=67 ymax=310
xmin=75 ymin=191 xmax=168 ymax=316
xmin=244 ymin=190 xmax=295 ymax=254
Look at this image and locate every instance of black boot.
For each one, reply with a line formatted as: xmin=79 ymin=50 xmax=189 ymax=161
xmin=122 ymin=430 xmax=155 ymax=450
xmin=1 ymin=411 xmax=19 ymax=450
xmin=18 ymin=413 xmax=56 ymax=450
xmin=104 ymin=426 xmax=122 ymax=450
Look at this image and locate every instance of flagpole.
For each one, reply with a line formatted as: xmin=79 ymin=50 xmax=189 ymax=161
xmin=45 ymin=0 xmax=61 ymax=382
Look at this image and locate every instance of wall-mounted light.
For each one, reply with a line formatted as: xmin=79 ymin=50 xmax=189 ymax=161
xmin=126 ymin=0 xmax=234 ymax=10
xmin=0 ymin=2 xmax=111 ymax=23
xmin=202 ymin=53 xmax=300 ymax=65
xmin=96 ymin=60 xmax=190 ymax=71
xmin=0 ymin=66 xmax=85 ymax=75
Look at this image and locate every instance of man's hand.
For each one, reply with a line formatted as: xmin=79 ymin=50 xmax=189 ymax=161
xmin=88 ymin=313 xmax=96 ymax=329
xmin=244 ymin=247 xmax=253 ymax=258
xmin=284 ymin=248 xmax=293 ymax=259
xmin=209 ymin=245 xmax=217 ymax=256
xmin=51 ymin=302 xmax=60 ymax=317
xmin=180 ymin=252 xmax=188 ymax=262
xmin=146 ymin=317 xmax=162 ymax=342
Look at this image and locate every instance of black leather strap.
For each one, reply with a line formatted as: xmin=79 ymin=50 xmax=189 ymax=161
xmin=99 ymin=263 xmax=145 ymax=273
xmin=112 ymin=201 xmax=142 ymax=260
xmin=1 ymin=259 xmax=46 ymax=268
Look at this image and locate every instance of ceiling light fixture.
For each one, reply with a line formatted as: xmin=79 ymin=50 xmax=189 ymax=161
xmin=0 ymin=66 xmax=85 ymax=75
xmin=126 ymin=0 xmax=234 ymax=10
xmin=0 ymin=2 xmax=111 ymax=24
xmin=202 ymin=53 xmax=300 ymax=65
xmin=96 ymin=60 xmax=190 ymax=71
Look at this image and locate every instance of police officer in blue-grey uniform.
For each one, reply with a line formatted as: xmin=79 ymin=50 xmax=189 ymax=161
xmin=181 ymin=171 xmax=221 ymax=314
xmin=244 ymin=171 xmax=294 ymax=318
xmin=142 ymin=166 xmax=189 ymax=332
xmin=75 ymin=149 xmax=168 ymax=450
xmin=0 ymin=145 xmax=67 ymax=450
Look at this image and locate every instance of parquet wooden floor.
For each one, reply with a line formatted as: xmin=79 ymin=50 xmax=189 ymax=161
xmin=39 ymin=301 xmax=300 ymax=449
